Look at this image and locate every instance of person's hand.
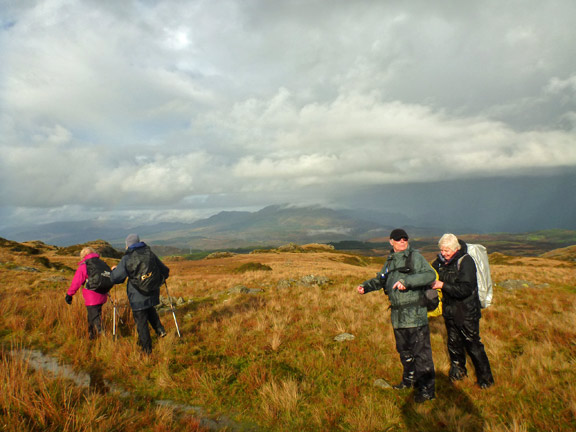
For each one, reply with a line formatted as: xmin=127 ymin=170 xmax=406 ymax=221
xmin=357 ymin=285 xmax=365 ymax=294
xmin=111 ymin=265 xmax=117 ymax=270
xmin=393 ymin=281 xmax=406 ymax=291
xmin=431 ymin=280 xmax=443 ymax=290
xmin=65 ymin=294 xmax=73 ymax=305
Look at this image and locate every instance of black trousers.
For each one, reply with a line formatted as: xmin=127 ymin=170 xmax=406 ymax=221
xmin=86 ymin=304 xmax=103 ymax=340
xmin=394 ymin=325 xmax=435 ymax=396
xmin=132 ymin=307 xmax=165 ymax=353
xmin=445 ymin=318 xmax=494 ymax=385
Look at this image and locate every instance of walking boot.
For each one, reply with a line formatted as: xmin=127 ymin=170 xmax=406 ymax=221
xmin=392 ymin=381 xmax=414 ymax=390
xmin=414 ymin=392 xmax=435 ymax=403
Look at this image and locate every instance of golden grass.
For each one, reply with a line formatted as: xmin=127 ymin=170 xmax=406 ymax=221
xmin=1 ymin=243 xmax=576 ymax=431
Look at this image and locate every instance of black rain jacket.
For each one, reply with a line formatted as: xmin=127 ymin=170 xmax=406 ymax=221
xmin=432 ymin=241 xmax=482 ymax=324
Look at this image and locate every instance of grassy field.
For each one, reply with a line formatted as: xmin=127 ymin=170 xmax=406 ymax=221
xmin=1 ymin=239 xmax=575 ymax=431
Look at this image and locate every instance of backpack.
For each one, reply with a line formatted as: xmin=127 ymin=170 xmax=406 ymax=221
xmin=398 ymin=250 xmax=440 ymax=313
xmin=125 ymin=246 xmax=165 ymax=295
xmin=85 ymin=257 xmax=114 ymax=294
xmin=457 ymin=243 xmax=493 ymax=308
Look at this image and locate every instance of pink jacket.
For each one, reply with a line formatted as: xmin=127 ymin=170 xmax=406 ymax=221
xmin=67 ymin=252 xmax=109 ymax=306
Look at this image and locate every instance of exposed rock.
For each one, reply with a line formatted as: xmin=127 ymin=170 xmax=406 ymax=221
xmin=276 ymin=279 xmax=298 ymax=290
xmin=277 ymin=274 xmax=332 ymax=290
xmin=373 ymin=378 xmax=393 ymax=389
xmin=227 ymin=285 xmax=263 ymax=295
xmin=158 ymin=295 xmax=192 ymax=309
xmin=334 ymin=333 xmax=355 ymax=342
xmin=301 ymin=274 xmax=331 ymax=286
xmin=13 ymin=266 xmax=41 ymax=273
xmin=44 ymin=276 xmax=68 ymax=283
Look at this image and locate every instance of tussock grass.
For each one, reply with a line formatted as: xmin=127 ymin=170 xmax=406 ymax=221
xmin=1 ymin=243 xmax=576 ymax=430
xmin=234 ymin=262 xmax=273 ymax=273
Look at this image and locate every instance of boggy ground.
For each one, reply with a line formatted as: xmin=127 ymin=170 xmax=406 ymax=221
xmin=1 ymin=239 xmax=576 ymax=431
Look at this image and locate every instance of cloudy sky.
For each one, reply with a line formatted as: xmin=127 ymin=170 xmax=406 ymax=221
xmin=1 ymin=0 xmax=575 ymax=233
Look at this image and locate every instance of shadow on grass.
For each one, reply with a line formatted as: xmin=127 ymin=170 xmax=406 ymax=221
xmin=205 ymin=295 xmax=267 ymax=324
xmin=401 ymin=372 xmax=485 ymax=432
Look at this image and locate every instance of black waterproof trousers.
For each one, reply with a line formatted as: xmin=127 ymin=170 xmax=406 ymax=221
xmin=86 ymin=304 xmax=103 ymax=340
xmin=445 ymin=318 xmax=494 ymax=386
xmin=394 ymin=325 xmax=435 ymax=398
xmin=132 ymin=307 xmax=165 ymax=354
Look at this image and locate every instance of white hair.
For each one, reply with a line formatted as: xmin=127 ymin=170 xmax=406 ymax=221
xmin=438 ymin=233 xmax=461 ymax=251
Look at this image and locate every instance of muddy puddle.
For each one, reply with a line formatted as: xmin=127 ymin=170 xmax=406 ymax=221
xmin=10 ymin=349 xmax=258 ymax=431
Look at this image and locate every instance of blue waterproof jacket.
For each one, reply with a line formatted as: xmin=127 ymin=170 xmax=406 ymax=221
xmin=110 ymin=242 xmax=169 ymax=311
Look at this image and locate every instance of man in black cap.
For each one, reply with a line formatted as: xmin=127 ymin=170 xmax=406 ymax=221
xmin=357 ymin=228 xmax=437 ymax=403
xmin=110 ymin=234 xmax=169 ymax=354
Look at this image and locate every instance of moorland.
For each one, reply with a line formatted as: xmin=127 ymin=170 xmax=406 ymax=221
xmin=1 ymin=236 xmax=575 ymax=431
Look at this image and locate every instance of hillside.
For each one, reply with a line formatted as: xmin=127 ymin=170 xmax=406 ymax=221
xmin=1 ymin=238 xmax=575 ymax=430
xmin=540 ymin=244 xmax=576 ymax=262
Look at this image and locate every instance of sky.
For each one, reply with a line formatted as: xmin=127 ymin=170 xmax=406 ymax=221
xmin=1 ymin=0 xmax=575 ymax=233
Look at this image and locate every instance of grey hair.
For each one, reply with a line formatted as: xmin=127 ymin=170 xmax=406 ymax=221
xmin=438 ymin=233 xmax=461 ymax=251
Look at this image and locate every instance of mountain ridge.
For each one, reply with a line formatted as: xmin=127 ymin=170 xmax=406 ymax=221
xmin=2 ymin=204 xmax=575 ymax=254
xmin=0 ymin=205 xmax=407 ymax=249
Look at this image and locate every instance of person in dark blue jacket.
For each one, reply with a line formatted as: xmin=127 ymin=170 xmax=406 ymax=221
xmin=111 ymin=234 xmax=169 ymax=354
xmin=431 ymin=233 xmax=494 ymax=389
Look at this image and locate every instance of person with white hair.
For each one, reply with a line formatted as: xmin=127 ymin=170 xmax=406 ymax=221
xmin=431 ymin=233 xmax=494 ymax=389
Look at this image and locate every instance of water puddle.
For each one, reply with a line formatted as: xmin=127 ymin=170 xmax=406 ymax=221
xmin=11 ymin=349 xmax=128 ymax=396
xmin=10 ymin=349 xmax=258 ymax=431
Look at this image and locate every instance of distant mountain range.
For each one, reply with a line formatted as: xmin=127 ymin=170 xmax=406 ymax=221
xmin=0 ymin=204 xmax=445 ymax=250
xmin=2 ymin=205 xmax=575 ymax=258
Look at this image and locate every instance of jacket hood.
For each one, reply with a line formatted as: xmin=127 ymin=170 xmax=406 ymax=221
xmin=458 ymin=239 xmax=468 ymax=254
xmin=127 ymin=241 xmax=146 ymax=250
xmin=80 ymin=252 xmax=100 ymax=264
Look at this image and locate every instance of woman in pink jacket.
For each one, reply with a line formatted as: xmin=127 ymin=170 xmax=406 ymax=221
xmin=65 ymin=247 xmax=109 ymax=339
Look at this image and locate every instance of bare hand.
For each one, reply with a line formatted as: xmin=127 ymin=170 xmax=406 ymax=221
xmin=357 ymin=285 xmax=365 ymax=294
xmin=393 ymin=281 xmax=406 ymax=291
xmin=431 ymin=280 xmax=443 ymax=290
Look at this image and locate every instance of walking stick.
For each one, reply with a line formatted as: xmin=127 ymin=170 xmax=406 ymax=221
xmin=109 ymin=287 xmax=123 ymax=340
xmin=164 ymin=281 xmax=181 ymax=337
xmin=113 ymin=297 xmax=116 ymax=337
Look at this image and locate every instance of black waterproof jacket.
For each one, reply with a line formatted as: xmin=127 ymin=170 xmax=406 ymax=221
xmin=431 ymin=241 xmax=482 ymax=324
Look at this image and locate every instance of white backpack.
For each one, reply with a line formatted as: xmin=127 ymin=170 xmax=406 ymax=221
xmin=458 ymin=244 xmax=493 ymax=308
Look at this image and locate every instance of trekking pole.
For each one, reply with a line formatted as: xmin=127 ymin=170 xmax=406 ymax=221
xmin=108 ymin=291 xmax=117 ymax=340
xmin=164 ymin=281 xmax=181 ymax=338
xmin=113 ymin=296 xmax=116 ymax=337
xmin=109 ymin=287 xmax=123 ymax=340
